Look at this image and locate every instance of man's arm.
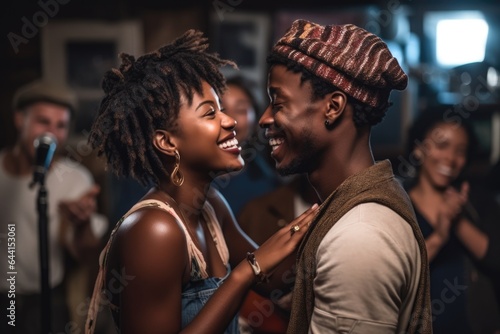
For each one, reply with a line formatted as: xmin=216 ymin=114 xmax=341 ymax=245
xmin=310 ymin=203 xmax=421 ymax=334
xmin=59 ymin=184 xmax=107 ymax=261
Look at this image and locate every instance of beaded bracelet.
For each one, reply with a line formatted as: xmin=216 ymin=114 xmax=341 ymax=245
xmin=246 ymin=252 xmax=269 ymax=284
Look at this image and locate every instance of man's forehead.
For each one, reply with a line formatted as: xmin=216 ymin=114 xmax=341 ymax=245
xmin=26 ymin=101 xmax=71 ymax=115
xmin=268 ymin=69 xmax=311 ymax=96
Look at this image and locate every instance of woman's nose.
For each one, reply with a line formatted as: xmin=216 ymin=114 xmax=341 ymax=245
xmin=222 ymin=112 xmax=237 ymax=129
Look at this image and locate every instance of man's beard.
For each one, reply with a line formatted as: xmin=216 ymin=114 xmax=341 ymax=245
xmin=276 ymin=132 xmax=317 ymax=176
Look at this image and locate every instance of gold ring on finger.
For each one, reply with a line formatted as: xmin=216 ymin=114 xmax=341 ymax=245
xmin=290 ymin=224 xmax=300 ymax=236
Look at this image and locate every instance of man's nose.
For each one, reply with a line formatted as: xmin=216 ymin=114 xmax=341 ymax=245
xmin=259 ymin=105 xmax=273 ymax=128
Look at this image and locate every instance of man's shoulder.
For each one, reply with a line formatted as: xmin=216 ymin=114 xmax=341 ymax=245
xmin=332 ymin=202 xmax=407 ymax=225
xmin=322 ymin=202 xmax=418 ymax=253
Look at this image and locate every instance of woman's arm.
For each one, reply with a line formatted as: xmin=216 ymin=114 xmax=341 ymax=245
xmin=456 ymin=185 xmax=500 ymax=275
xmin=208 ymin=187 xmax=317 ymax=294
xmin=115 ymin=199 xmax=315 ymax=334
xmin=454 ymin=217 xmax=489 ymax=260
xmin=423 ymin=183 xmax=469 ymax=263
xmin=425 ymin=232 xmax=447 ymax=262
xmin=117 ymin=209 xmax=188 ymax=333
xmin=423 ymin=210 xmax=452 ymax=262
xmin=444 ymin=184 xmax=488 ymax=261
xmin=117 ymin=208 xmax=253 ymax=334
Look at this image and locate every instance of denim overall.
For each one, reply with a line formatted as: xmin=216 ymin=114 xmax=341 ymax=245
xmin=181 ymin=266 xmax=239 ymax=333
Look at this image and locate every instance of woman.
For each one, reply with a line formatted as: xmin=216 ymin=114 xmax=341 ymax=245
xmin=215 ymin=75 xmax=280 ymax=217
xmin=85 ymin=30 xmax=318 ymax=334
xmin=404 ymin=109 xmax=500 ymax=333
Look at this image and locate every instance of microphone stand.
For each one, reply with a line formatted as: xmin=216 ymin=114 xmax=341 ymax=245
xmin=35 ymin=173 xmax=52 ymax=334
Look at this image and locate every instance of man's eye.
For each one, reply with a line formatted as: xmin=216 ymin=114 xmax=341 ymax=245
xmin=272 ymin=103 xmax=283 ymax=111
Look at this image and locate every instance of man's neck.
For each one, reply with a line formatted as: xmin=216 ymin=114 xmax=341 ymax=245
xmin=308 ymin=139 xmax=375 ymax=202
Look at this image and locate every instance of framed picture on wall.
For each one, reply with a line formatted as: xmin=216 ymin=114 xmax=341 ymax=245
xmin=210 ymin=11 xmax=271 ymax=89
xmin=42 ymin=20 xmax=143 ymax=136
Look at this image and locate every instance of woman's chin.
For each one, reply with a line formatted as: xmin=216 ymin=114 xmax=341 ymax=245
xmin=233 ymin=156 xmax=245 ymax=170
xmin=220 ymin=158 xmax=245 ymax=174
xmin=432 ymin=180 xmax=452 ymax=192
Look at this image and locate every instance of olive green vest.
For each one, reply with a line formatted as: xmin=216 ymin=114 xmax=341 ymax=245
xmin=287 ymin=160 xmax=432 ymax=334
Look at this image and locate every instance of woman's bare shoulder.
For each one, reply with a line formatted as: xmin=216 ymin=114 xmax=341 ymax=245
xmin=113 ymin=205 xmax=189 ymax=271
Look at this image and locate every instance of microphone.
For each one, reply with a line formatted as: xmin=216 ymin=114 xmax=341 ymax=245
xmin=30 ymin=133 xmax=57 ymax=187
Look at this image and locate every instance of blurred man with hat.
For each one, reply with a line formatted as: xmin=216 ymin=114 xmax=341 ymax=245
xmin=259 ymin=20 xmax=431 ymax=333
xmin=0 ymin=80 xmax=107 ymax=334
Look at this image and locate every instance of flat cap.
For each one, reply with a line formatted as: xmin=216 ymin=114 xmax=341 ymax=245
xmin=272 ymin=19 xmax=408 ymax=109
xmin=12 ymin=80 xmax=78 ymax=113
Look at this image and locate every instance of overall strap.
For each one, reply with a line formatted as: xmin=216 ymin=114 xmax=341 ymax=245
xmin=85 ymin=199 xmax=198 ymax=333
xmin=202 ymin=201 xmax=230 ymax=265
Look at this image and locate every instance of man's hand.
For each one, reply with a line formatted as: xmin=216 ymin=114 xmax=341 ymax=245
xmin=59 ymin=184 xmax=103 ymax=261
xmin=59 ymin=185 xmax=100 ymax=227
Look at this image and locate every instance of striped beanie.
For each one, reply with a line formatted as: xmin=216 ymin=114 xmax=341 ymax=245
xmin=271 ymin=19 xmax=408 ymax=109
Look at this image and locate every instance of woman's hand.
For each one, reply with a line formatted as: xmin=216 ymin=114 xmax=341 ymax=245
xmin=430 ymin=182 xmax=469 ymax=249
xmin=441 ymin=182 xmax=469 ymax=222
xmin=251 ymin=204 xmax=319 ymax=279
xmin=433 ymin=211 xmax=453 ymax=244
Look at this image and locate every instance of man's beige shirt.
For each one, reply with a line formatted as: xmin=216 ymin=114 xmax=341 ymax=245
xmin=309 ymin=202 xmax=421 ymax=334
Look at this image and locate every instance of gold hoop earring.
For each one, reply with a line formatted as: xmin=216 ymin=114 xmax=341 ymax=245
xmin=170 ymin=150 xmax=184 ymax=187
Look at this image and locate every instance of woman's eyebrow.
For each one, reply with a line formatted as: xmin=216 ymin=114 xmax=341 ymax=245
xmin=195 ymin=100 xmax=215 ymax=111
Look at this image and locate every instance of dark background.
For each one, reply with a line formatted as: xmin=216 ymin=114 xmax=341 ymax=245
xmin=1 ymin=0 xmax=499 ymax=181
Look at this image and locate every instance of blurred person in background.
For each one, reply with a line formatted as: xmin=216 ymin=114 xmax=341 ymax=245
xmin=0 ymin=80 xmax=108 ymax=334
xmin=403 ymin=108 xmax=500 ymax=333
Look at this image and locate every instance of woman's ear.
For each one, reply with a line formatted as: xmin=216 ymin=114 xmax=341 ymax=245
xmin=413 ymin=145 xmax=424 ymax=162
xmin=153 ymin=130 xmax=177 ymax=157
xmin=325 ymin=91 xmax=347 ymax=125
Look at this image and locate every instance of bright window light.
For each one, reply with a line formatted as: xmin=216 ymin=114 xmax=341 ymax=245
xmin=436 ymin=19 xmax=489 ymax=67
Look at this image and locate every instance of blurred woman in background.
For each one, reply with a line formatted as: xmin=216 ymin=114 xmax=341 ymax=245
xmin=404 ymin=109 xmax=500 ymax=333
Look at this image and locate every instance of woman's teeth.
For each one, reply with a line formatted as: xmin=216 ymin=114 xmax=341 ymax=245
xmin=437 ymin=165 xmax=453 ymax=176
xmin=219 ymin=138 xmax=239 ymax=149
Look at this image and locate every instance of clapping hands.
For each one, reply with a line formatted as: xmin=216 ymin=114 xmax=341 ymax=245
xmin=435 ymin=182 xmax=469 ymax=243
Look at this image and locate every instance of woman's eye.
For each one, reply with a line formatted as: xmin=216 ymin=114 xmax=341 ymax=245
xmin=205 ymin=107 xmax=216 ymax=116
xmin=435 ymin=142 xmax=447 ymax=150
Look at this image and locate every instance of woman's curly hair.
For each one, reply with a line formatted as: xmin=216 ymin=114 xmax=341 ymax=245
xmin=89 ymin=30 xmax=235 ymax=186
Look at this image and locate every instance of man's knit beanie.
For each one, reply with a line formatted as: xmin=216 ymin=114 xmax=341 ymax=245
xmin=271 ymin=19 xmax=408 ymax=109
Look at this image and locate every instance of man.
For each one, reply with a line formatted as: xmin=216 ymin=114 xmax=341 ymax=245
xmin=0 ymin=80 xmax=107 ymax=334
xmin=259 ymin=20 xmax=431 ymax=333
